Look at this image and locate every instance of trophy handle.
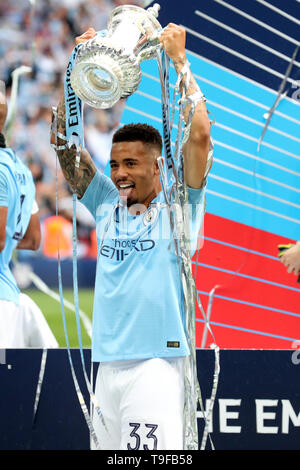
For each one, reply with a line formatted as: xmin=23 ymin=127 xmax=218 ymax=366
xmin=146 ymin=3 xmax=161 ymax=19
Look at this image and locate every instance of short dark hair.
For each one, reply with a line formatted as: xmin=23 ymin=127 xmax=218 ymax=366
xmin=112 ymin=123 xmax=162 ymax=153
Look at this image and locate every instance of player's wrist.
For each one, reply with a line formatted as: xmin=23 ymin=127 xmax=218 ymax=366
xmin=172 ymin=53 xmax=188 ymax=71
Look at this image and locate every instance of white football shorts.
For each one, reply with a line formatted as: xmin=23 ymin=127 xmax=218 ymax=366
xmin=0 ymin=295 xmax=58 ymax=348
xmin=91 ymin=357 xmax=185 ymax=450
xmin=0 ymin=299 xmax=24 ymax=347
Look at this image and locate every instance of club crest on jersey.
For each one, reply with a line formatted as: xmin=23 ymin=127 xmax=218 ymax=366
xmin=143 ymin=206 xmax=158 ymax=226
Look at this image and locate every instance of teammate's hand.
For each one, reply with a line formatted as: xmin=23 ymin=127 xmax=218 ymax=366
xmin=159 ymin=23 xmax=187 ymax=63
xmin=280 ymin=242 xmax=300 ymax=275
xmin=75 ymin=27 xmax=97 ymax=45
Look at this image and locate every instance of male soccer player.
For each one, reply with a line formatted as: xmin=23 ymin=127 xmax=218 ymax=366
xmin=53 ymin=23 xmax=212 ymax=450
xmin=0 ymin=82 xmax=57 ymax=348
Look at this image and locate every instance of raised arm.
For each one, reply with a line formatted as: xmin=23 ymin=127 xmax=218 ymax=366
xmin=160 ymin=24 xmax=211 ymax=189
xmin=51 ymin=28 xmax=99 ymax=199
xmin=51 ymin=97 xmax=97 ymax=199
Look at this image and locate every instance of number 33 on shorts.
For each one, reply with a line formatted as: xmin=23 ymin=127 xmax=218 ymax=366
xmin=126 ymin=422 xmax=158 ymax=450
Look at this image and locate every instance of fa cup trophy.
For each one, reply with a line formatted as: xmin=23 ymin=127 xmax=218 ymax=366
xmin=70 ymin=3 xmax=162 ymax=109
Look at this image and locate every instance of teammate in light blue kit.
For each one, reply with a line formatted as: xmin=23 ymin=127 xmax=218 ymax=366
xmin=54 ymin=24 xmax=212 ymax=450
xmin=0 ymin=146 xmax=37 ymax=302
xmin=0 ymin=82 xmax=57 ymax=347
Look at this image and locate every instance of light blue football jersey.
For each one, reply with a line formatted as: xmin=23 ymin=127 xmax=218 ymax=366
xmin=0 ymin=148 xmax=35 ymax=304
xmin=81 ymin=170 xmax=206 ymax=362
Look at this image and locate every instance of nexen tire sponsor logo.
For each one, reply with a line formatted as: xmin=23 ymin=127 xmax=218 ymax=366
xmin=100 ymin=239 xmax=155 ymax=260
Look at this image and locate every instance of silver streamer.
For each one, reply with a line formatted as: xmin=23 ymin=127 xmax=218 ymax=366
xmin=5 ymin=66 xmax=32 ymax=145
xmin=32 ymin=348 xmax=48 ymax=424
xmin=157 ymin=51 xmax=220 ymax=450
xmin=257 ymin=43 xmax=300 ymax=151
xmin=200 ymin=285 xmax=220 ymax=349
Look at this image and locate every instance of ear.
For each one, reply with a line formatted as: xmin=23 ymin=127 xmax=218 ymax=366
xmin=154 ymin=155 xmax=163 ymax=175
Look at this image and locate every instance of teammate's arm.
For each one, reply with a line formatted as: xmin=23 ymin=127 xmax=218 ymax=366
xmin=0 ymin=206 xmax=8 ymax=252
xmin=159 ymin=24 xmax=211 ymax=189
xmin=16 ymin=212 xmax=41 ymax=251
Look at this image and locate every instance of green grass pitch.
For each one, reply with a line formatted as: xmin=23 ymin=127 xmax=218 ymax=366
xmin=23 ymin=288 xmax=94 ymax=348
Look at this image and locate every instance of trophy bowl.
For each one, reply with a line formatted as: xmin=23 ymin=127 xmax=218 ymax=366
xmin=70 ymin=3 xmax=162 ymax=109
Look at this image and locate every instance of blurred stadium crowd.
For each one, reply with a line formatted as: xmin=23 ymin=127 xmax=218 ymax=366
xmin=0 ymin=0 xmax=148 ymax=260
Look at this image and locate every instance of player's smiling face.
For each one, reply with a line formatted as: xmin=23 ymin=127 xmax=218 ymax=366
xmin=110 ymin=141 xmax=160 ymax=210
